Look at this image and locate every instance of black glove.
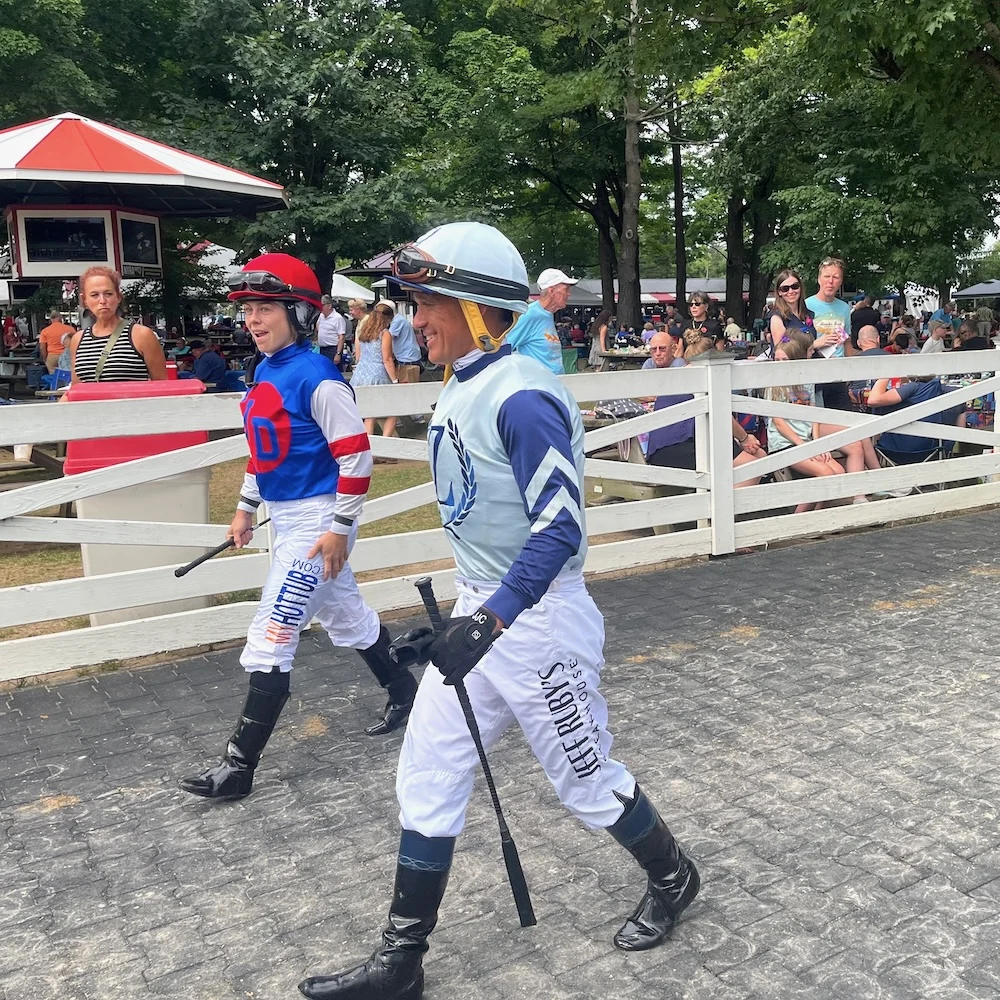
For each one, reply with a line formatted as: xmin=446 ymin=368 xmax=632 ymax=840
xmin=389 ymin=627 xmax=436 ymax=668
xmin=428 ymin=607 xmax=500 ymax=686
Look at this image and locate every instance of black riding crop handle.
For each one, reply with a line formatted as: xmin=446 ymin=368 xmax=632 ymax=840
xmin=174 ymin=517 xmax=271 ymax=578
xmin=412 ymin=576 xmax=536 ymax=928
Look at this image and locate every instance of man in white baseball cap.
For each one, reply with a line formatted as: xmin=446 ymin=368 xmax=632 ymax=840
xmin=506 ymin=267 xmax=579 ymax=375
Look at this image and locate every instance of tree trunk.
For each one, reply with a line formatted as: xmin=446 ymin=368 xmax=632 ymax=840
xmin=668 ymin=96 xmax=686 ymax=311
xmin=312 ymin=252 xmax=336 ymax=300
xmin=725 ymin=191 xmax=747 ymax=325
xmin=594 ymin=179 xmax=619 ymax=312
xmin=598 ymin=228 xmax=617 ymax=312
xmin=617 ymin=0 xmax=642 ymax=331
xmin=618 ymin=89 xmax=643 ymax=329
xmin=747 ymin=197 xmax=776 ymax=323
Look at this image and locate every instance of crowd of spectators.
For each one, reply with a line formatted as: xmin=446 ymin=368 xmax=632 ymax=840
xmin=4 ymin=260 xmax=995 ymax=511
xmin=627 ymin=259 xmax=996 ymax=509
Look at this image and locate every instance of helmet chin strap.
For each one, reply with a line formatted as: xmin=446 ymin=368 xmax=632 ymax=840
xmin=443 ymin=299 xmax=512 ymax=384
xmin=459 ymin=299 xmax=505 ymax=354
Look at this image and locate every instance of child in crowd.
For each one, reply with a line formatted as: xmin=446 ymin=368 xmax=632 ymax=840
xmin=765 ymin=332 xmax=845 ymax=512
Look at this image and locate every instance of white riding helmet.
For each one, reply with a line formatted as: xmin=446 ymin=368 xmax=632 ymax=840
xmin=391 ymin=222 xmax=530 ymax=316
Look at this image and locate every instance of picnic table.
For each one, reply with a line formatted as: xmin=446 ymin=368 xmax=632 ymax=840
xmin=578 ymin=400 xmax=685 ymax=523
xmin=597 ymin=349 xmax=650 ymax=373
xmin=0 ymin=354 xmax=36 ymax=372
xmin=581 ymin=413 xmax=616 ymax=431
xmin=0 ymin=442 xmax=72 ymax=515
xmin=0 ymin=355 xmax=37 ymax=397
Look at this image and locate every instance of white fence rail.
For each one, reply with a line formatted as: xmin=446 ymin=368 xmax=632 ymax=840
xmin=2 ymin=348 xmax=999 ymax=680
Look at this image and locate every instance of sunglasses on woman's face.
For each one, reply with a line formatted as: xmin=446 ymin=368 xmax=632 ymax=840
xmin=778 ymin=282 xmax=800 ymax=293
xmin=688 ymin=300 xmax=706 ymax=307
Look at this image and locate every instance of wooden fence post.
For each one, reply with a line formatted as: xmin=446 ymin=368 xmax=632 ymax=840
xmin=693 ymin=350 xmax=736 ymax=555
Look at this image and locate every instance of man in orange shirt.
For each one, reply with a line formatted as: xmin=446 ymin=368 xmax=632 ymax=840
xmin=39 ymin=310 xmax=74 ymax=372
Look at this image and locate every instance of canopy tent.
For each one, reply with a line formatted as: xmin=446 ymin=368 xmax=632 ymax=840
xmin=528 ymin=282 xmax=602 ymax=307
xmin=954 ymin=280 xmax=1000 ymax=299
xmin=330 ymin=272 xmax=374 ymax=302
xmin=0 ymin=112 xmax=287 ymax=216
xmin=338 ymin=249 xmax=395 ymax=279
xmin=574 ymin=277 xmax=744 ymax=304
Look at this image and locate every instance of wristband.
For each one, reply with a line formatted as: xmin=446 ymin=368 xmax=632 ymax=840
xmin=329 ymin=513 xmax=354 ymax=536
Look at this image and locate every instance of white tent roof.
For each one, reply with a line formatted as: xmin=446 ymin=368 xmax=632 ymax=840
xmin=331 ymin=273 xmax=374 ymax=302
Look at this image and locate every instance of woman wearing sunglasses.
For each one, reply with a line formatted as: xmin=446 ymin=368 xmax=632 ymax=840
xmin=761 ymin=269 xmax=815 ymax=361
xmin=764 ymin=268 xmax=876 ymax=499
xmin=685 ymin=293 xmax=722 ymax=341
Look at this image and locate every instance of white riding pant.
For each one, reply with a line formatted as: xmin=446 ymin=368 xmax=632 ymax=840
xmin=240 ymin=496 xmax=381 ymax=673
xmin=397 ymin=572 xmax=636 ymax=838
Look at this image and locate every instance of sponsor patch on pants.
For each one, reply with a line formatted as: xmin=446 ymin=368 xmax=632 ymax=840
xmin=537 ymin=659 xmax=603 ymax=778
xmin=263 ymin=564 xmax=320 ymax=644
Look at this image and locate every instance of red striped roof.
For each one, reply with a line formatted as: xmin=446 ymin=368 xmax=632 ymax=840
xmin=16 ymin=119 xmax=178 ymax=174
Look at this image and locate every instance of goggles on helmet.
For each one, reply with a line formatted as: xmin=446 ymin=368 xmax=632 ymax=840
xmin=227 ymin=270 xmax=318 ymax=301
xmin=392 ymin=246 xmax=529 ymax=301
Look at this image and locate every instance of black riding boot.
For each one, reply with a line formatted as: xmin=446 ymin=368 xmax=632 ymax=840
xmin=179 ymin=671 xmax=289 ymax=799
xmin=298 ymin=831 xmax=453 ymax=999
xmin=358 ymin=627 xmax=417 ymax=736
xmin=608 ymin=784 xmax=700 ymax=951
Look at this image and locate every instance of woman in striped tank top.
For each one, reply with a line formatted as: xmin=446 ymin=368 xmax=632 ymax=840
xmin=69 ymin=266 xmax=166 ymax=383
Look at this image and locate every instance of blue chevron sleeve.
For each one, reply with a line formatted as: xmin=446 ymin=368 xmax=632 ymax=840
xmin=484 ymin=389 xmax=584 ymax=625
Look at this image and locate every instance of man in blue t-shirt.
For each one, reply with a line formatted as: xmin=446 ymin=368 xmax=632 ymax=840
xmin=867 ymin=376 xmax=967 ymax=458
xmin=384 ymin=302 xmax=421 ymax=367
xmin=507 ymin=267 xmax=577 ymax=374
xmin=805 ymin=256 xmax=853 ymax=411
xmin=928 ymin=302 xmax=956 ymax=329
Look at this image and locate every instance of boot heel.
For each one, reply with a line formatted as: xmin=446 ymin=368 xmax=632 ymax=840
xmin=401 ymin=970 xmax=424 ymax=999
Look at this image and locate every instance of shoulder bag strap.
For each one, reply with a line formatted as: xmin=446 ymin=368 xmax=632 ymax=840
xmin=93 ymin=319 xmax=129 ymax=382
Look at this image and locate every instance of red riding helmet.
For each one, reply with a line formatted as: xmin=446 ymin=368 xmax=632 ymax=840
xmin=227 ymin=253 xmax=323 ymax=342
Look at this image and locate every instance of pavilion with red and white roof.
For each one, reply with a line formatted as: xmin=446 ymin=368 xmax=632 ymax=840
xmin=0 ymin=112 xmax=286 ymax=216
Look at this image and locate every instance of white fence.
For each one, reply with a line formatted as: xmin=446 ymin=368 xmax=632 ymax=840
xmin=2 ymin=348 xmax=999 ymax=681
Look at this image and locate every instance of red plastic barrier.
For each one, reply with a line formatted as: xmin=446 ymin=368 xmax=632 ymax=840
xmin=64 ymin=380 xmax=209 ymax=475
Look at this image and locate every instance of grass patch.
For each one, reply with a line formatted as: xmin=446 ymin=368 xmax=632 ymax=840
xmin=0 ymin=615 xmax=89 ymax=643
xmin=211 ymin=587 xmax=263 ymax=607
xmin=1 ymin=544 xmax=83 ymax=587
xmin=361 ymin=461 xmax=438 ymax=537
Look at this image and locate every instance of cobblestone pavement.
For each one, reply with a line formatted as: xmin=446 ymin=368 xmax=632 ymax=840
xmin=6 ymin=512 xmax=1000 ymax=1000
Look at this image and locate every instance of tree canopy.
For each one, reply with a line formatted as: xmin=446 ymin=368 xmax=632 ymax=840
xmin=2 ymin=0 xmax=999 ymax=323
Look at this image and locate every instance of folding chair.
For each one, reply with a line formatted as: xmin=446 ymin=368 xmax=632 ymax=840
xmin=875 ymin=438 xmax=953 ymax=494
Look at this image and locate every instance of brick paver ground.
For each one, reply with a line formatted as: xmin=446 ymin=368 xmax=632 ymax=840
xmin=5 ymin=511 xmax=1000 ymax=999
